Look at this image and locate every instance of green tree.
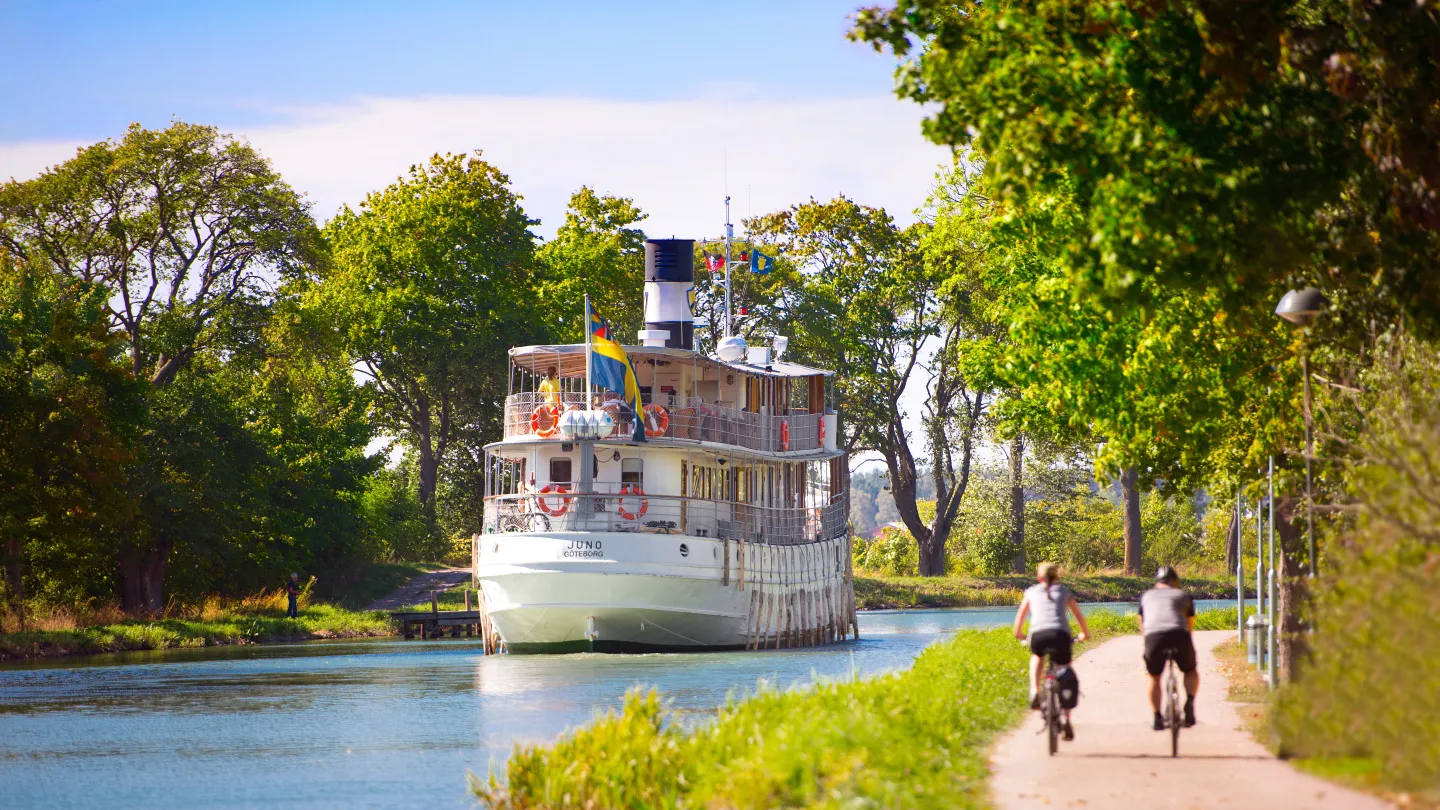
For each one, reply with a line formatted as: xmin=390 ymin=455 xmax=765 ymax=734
xmin=0 ymin=253 xmax=140 ymax=619
xmin=0 ymin=121 xmax=319 ymax=613
xmin=536 ymin=187 xmax=648 ymax=342
xmin=752 ymin=197 xmax=994 ymax=576
xmin=319 ymin=152 xmax=543 ymax=527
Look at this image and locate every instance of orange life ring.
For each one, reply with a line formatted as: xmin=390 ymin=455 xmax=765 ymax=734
xmin=780 ymin=419 xmax=790 ymax=451
xmin=530 ymin=405 xmax=561 ymax=438
xmin=643 ymin=404 xmax=669 ymax=438
xmin=818 ymin=417 xmax=826 ymax=445
xmin=617 ymin=485 xmax=649 ymax=520
xmin=536 ymin=484 xmax=571 ymax=516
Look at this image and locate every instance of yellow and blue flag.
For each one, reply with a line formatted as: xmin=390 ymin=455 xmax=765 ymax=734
xmin=750 ymin=248 xmax=776 ymax=274
xmin=586 ymin=299 xmax=645 ymax=440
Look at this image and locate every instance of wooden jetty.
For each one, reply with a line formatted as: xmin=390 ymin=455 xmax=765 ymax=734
xmin=389 ymin=588 xmax=504 ymax=653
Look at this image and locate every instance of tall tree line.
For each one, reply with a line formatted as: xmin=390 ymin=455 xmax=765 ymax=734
xmin=0 ymin=124 xmax=652 ymax=616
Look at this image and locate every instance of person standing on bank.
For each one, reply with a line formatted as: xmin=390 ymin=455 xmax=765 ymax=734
xmin=1139 ymin=565 xmax=1199 ymax=729
xmin=286 ymin=573 xmax=301 ymax=619
xmin=1013 ymin=562 xmax=1091 ymax=740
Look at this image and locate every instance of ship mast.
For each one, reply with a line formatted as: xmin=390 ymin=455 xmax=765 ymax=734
xmin=723 ymin=195 xmax=734 ymax=338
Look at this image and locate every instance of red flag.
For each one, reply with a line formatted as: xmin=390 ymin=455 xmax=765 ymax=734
xmin=703 ymin=250 xmax=726 ymax=271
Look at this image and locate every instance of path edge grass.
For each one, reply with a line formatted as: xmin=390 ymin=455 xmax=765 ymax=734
xmin=1213 ymin=638 xmax=1439 ymax=809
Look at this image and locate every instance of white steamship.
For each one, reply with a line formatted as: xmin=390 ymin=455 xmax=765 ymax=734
xmin=473 ymin=233 xmax=856 ymax=653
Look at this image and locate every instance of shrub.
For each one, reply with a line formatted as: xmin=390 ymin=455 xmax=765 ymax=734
xmin=1270 ymin=334 xmax=1440 ymax=789
xmin=856 ymin=526 xmax=919 ymax=576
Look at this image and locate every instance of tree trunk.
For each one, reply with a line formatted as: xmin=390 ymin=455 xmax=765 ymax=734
xmin=116 ymin=538 xmax=171 ymax=616
xmin=1224 ymin=507 xmax=1240 ymax=575
xmin=1008 ymin=434 xmax=1027 ymax=574
xmin=4 ymin=535 xmax=24 ymax=628
xmin=1275 ymin=495 xmax=1309 ymax=682
xmin=1121 ymin=467 xmax=1143 ymax=576
xmin=417 ymin=441 xmax=439 ymax=527
xmin=917 ymin=535 xmax=947 ymax=576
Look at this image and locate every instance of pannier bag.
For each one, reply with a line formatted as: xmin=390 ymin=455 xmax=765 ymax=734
xmin=1055 ymin=665 xmax=1080 ymax=709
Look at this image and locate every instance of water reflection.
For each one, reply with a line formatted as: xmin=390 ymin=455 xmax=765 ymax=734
xmin=0 ymin=601 xmax=1230 ymax=810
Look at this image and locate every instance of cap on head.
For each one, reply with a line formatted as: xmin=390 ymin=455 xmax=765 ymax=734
xmin=1155 ymin=565 xmax=1179 ymax=584
xmin=290 ymin=572 xmax=298 ymax=579
xmin=1037 ymin=562 xmax=1060 ymax=583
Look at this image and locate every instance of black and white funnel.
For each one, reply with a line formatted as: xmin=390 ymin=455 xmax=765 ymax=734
xmin=642 ymin=239 xmax=695 ymax=350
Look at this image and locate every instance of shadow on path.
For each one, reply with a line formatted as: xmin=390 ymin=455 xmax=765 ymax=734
xmin=365 ymin=568 xmax=471 ymax=612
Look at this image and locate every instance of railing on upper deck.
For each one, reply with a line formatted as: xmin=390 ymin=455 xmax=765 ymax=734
xmin=482 ymin=489 xmax=847 ymax=546
xmin=503 ymin=392 xmax=827 ymax=453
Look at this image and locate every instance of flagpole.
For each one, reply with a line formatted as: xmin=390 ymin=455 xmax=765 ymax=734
xmin=584 ymin=294 xmax=593 ymax=412
xmin=724 ymin=195 xmax=733 ymax=338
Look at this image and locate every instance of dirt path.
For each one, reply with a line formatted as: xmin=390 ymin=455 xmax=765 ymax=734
xmin=364 ymin=567 xmax=471 ymax=612
xmin=990 ymin=630 xmax=1391 ymax=810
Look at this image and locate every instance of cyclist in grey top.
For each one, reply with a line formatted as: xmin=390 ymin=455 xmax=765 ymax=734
xmin=1139 ymin=565 xmax=1198 ymax=729
xmin=1013 ymin=562 xmax=1090 ymax=739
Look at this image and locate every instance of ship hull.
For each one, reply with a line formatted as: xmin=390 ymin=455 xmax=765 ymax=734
xmin=475 ymin=531 xmax=854 ymax=653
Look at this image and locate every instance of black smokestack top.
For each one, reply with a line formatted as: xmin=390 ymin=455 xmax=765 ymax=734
xmin=644 ymin=239 xmax=695 ymax=282
xmin=643 ymin=239 xmax=695 ymax=350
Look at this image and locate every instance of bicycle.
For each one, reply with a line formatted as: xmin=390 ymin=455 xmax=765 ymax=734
xmin=1039 ymin=652 xmax=1062 ymax=756
xmin=1163 ymin=649 xmax=1180 ymax=757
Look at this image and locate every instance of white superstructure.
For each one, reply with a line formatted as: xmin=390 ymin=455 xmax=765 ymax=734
xmin=474 ymin=239 xmax=855 ymax=652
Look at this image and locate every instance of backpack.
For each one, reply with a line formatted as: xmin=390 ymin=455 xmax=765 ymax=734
xmin=1055 ymin=665 xmax=1080 ymax=709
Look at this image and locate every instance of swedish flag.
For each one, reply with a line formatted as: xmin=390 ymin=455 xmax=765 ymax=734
xmin=586 ymin=299 xmax=645 ymax=441
xmin=750 ymin=248 xmax=776 ymax=274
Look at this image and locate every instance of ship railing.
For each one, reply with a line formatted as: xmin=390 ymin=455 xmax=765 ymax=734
xmin=482 ymin=492 xmax=846 ymax=546
xmin=502 ymin=392 xmax=825 ymax=453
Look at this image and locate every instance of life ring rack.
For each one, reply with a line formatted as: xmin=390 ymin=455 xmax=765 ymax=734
xmin=780 ymin=419 xmax=790 ymax=451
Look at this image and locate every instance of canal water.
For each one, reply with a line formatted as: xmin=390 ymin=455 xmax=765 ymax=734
xmin=0 ymin=601 xmax=1233 ymax=809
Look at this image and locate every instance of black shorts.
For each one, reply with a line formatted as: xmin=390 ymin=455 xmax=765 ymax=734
xmin=1029 ymin=628 xmax=1073 ymax=665
xmin=1143 ymin=629 xmax=1197 ymax=675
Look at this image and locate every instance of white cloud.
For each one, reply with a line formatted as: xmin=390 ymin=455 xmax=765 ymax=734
xmin=0 ymin=93 xmax=951 ymax=237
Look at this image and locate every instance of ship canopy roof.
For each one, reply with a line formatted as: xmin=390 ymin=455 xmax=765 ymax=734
xmin=508 ymin=344 xmax=834 ymax=380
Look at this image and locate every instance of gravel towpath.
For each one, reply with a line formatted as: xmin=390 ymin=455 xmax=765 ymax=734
xmin=989 ymin=629 xmax=1391 ymax=810
xmin=364 ymin=568 xmax=472 ymax=612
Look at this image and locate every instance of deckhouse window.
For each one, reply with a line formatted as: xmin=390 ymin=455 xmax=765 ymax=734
xmin=549 ymin=458 xmax=572 ymax=485
xmin=621 ymin=458 xmax=643 ymax=487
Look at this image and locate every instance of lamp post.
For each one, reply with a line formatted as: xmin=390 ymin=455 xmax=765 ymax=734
xmin=1274 ymin=287 xmax=1328 ymax=578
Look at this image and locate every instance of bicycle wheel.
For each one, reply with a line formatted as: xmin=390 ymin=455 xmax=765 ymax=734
xmin=1167 ymin=663 xmax=1180 ymax=757
xmin=1045 ymin=680 xmax=1060 ymax=756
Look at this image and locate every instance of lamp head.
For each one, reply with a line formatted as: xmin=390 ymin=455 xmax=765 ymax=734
xmin=1275 ymin=287 xmax=1328 ymax=326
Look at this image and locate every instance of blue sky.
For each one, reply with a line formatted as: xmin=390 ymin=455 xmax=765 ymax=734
xmin=1 ymin=2 xmax=947 ymax=239
xmin=3 ymin=1 xmax=897 ymax=141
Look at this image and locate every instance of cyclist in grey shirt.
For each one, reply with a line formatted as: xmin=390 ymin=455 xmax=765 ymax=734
xmin=1013 ymin=562 xmax=1091 ymax=740
xmin=1139 ymin=565 xmax=1198 ymax=729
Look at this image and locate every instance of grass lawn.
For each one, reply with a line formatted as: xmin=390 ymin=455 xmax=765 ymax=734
xmin=854 ymin=573 xmax=1247 ymax=610
xmin=1212 ymin=639 xmax=1439 ymax=810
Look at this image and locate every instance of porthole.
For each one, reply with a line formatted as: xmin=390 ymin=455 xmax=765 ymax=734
xmin=679 ymin=543 xmax=690 ymax=558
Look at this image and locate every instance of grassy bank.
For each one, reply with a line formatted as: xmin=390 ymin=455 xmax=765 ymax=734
xmin=854 ymin=573 xmax=1246 ymax=610
xmin=473 ymin=626 xmax=1033 ymax=809
xmin=1213 ymin=639 xmax=1439 ymax=809
xmin=0 ymin=590 xmax=393 ymax=662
